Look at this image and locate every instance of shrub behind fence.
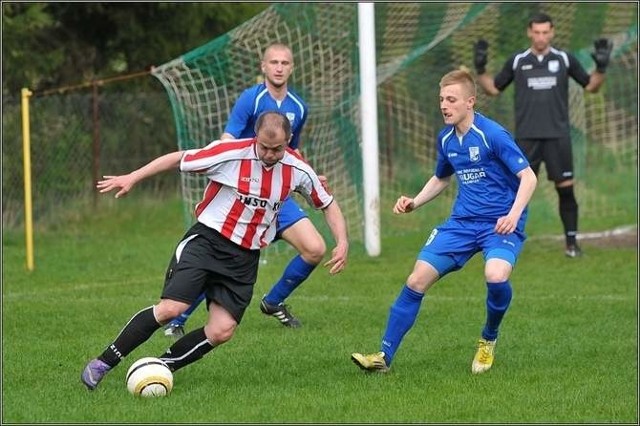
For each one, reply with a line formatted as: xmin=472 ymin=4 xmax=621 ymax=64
xmin=2 ymin=76 xmax=180 ymax=230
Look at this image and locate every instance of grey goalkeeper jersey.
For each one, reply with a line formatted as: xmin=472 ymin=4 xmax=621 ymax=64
xmin=494 ymin=46 xmax=591 ymax=140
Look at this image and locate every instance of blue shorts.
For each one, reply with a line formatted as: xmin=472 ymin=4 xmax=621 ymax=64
xmin=417 ymin=218 xmax=527 ymax=277
xmin=275 ymin=197 xmax=308 ymax=239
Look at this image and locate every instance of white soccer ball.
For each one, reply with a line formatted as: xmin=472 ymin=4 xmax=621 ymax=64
xmin=125 ymin=357 xmax=173 ymax=397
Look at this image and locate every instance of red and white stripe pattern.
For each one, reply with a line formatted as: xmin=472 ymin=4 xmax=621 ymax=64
xmin=180 ymin=138 xmax=333 ymax=250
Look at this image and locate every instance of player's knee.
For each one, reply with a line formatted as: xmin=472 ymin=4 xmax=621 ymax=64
xmin=300 ymin=238 xmax=326 ymax=264
xmin=485 ymin=270 xmax=510 ymax=283
xmin=154 ymin=300 xmax=189 ymax=323
xmin=484 ymin=256 xmax=513 ymax=282
xmin=406 ymin=273 xmax=431 ymax=293
xmin=555 ymin=179 xmax=574 ymax=189
xmin=204 ymin=322 xmax=236 ymax=343
xmin=484 ymin=263 xmax=512 ymax=283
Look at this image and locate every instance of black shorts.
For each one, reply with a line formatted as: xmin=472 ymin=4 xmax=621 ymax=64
xmin=160 ymin=222 xmax=260 ymax=323
xmin=516 ymin=137 xmax=574 ymax=182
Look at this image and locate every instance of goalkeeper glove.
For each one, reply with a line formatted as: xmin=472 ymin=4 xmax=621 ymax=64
xmin=591 ymin=38 xmax=613 ymax=73
xmin=473 ymin=39 xmax=489 ymax=74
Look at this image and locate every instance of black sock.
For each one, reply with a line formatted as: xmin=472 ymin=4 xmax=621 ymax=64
xmin=557 ymin=186 xmax=578 ymax=246
xmin=98 ymin=306 xmax=161 ymax=367
xmin=158 ymin=327 xmax=217 ymax=372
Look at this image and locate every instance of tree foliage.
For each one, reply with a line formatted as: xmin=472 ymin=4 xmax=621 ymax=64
xmin=2 ymin=2 xmax=268 ymax=98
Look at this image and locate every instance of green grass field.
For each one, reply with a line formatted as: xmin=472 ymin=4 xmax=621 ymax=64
xmin=2 ymin=195 xmax=638 ymax=423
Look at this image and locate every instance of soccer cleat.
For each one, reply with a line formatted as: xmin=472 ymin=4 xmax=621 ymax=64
xmin=471 ymin=338 xmax=496 ymax=374
xmin=565 ymin=244 xmax=583 ymax=258
xmin=259 ymin=297 xmax=302 ymax=328
xmin=164 ymin=323 xmax=185 ymax=339
xmin=81 ymin=358 xmax=112 ymax=390
xmin=351 ymin=352 xmax=389 ymax=373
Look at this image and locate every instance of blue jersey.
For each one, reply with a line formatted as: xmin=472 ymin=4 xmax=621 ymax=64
xmin=435 ymin=112 xmax=530 ymax=224
xmin=223 ymin=83 xmax=308 ymax=150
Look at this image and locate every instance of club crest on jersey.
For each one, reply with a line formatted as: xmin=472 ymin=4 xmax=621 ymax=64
xmin=548 ymin=60 xmax=560 ymax=73
xmin=469 ymin=146 xmax=480 ymax=162
xmin=286 ymin=112 xmax=295 ymax=125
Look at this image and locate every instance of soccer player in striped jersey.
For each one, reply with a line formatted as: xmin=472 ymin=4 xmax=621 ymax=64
xmin=164 ymin=42 xmax=327 ymax=336
xmin=81 ymin=111 xmax=349 ymax=390
xmin=351 ymin=69 xmax=537 ymax=374
xmin=473 ymin=13 xmax=612 ymax=258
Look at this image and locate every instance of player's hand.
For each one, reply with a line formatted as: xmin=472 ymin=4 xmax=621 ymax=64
xmin=393 ymin=196 xmax=415 ymax=214
xmin=96 ymin=174 xmax=136 ymax=198
xmin=494 ymin=214 xmax=518 ymax=235
xmin=324 ymin=241 xmax=348 ymax=274
xmin=591 ymin=38 xmax=613 ymax=73
xmin=318 ymin=175 xmax=331 ymax=194
xmin=473 ymin=39 xmax=489 ymax=74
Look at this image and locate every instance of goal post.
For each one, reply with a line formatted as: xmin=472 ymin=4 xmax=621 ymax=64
xmin=358 ymin=2 xmax=381 ymax=256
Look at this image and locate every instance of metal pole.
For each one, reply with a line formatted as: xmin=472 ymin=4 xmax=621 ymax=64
xmin=92 ymin=81 xmax=101 ymax=207
xmin=21 ymin=88 xmax=35 ymax=271
xmin=358 ymin=2 xmax=380 ymax=256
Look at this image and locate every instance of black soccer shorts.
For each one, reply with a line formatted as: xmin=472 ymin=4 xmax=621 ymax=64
xmin=517 ymin=137 xmax=574 ymax=182
xmin=160 ymin=222 xmax=260 ymax=323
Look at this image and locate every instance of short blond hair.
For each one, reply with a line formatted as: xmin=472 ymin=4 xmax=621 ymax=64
xmin=439 ymin=69 xmax=477 ymax=98
xmin=263 ymin=43 xmax=293 ymax=61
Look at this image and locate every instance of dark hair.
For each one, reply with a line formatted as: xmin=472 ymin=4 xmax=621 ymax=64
xmin=528 ymin=12 xmax=553 ymax=28
xmin=254 ymin=111 xmax=292 ymax=141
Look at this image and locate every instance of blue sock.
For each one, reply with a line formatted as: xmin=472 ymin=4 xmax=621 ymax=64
xmin=170 ymin=293 xmax=206 ymax=326
xmin=263 ymin=255 xmax=317 ymax=305
xmin=380 ymin=285 xmax=424 ymax=366
xmin=482 ymin=281 xmax=513 ymax=341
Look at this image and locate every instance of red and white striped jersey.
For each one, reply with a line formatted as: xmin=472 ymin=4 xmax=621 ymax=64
xmin=180 ymin=138 xmax=333 ymax=250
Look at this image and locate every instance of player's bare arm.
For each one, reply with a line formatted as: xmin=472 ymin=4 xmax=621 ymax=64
xmin=494 ymin=167 xmax=537 ymax=235
xmin=321 ymin=201 xmax=349 ymax=275
xmin=585 ymin=72 xmax=606 ymax=93
xmin=477 ymin=74 xmax=500 ymax=97
xmin=97 ymin=151 xmax=184 ymax=199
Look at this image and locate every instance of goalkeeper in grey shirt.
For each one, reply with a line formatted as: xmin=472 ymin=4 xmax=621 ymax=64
xmin=473 ymin=12 xmax=612 ymax=258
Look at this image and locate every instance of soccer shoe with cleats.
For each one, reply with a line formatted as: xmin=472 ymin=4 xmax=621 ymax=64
xmin=164 ymin=323 xmax=185 ymax=339
xmin=259 ymin=297 xmax=302 ymax=328
xmin=351 ymin=351 xmax=389 ymax=373
xmin=81 ymin=358 xmax=112 ymax=390
xmin=565 ymin=244 xmax=583 ymax=258
xmin=471 ymin=338 xmax=496 ymax=374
